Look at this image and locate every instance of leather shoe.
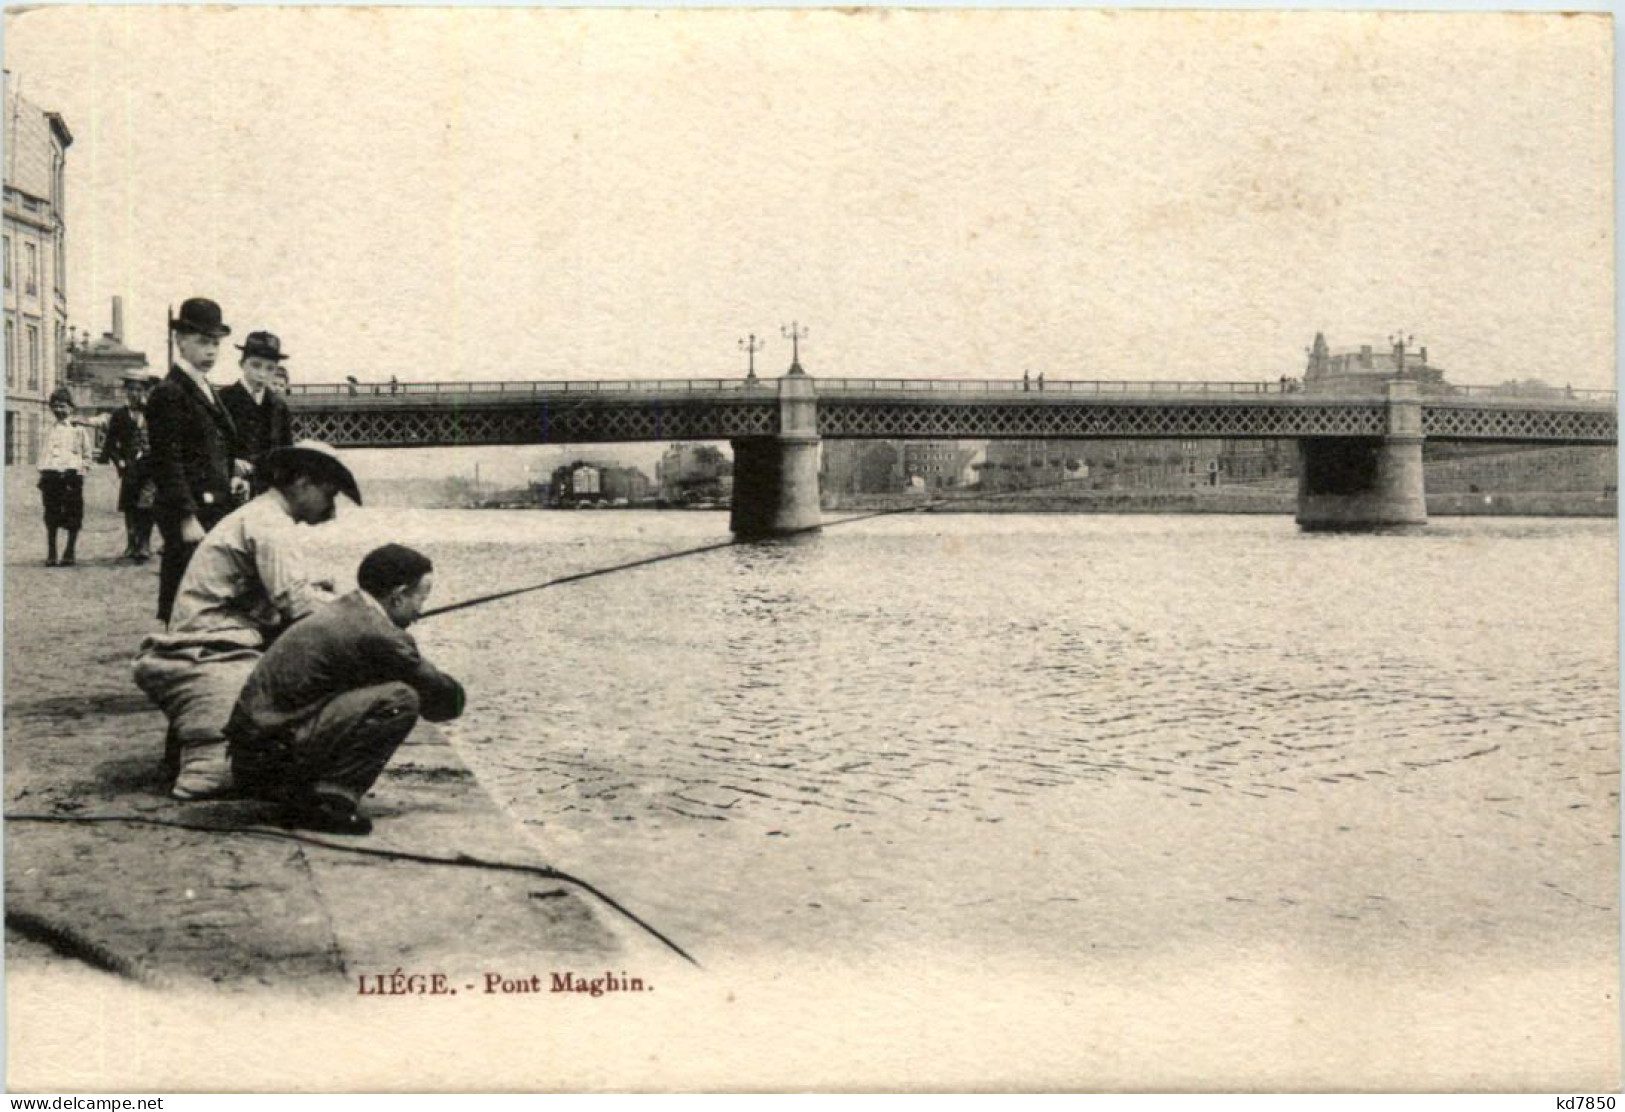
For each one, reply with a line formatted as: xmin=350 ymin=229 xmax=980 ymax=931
xmin=287 ymin=793 xmax=373 ymax=836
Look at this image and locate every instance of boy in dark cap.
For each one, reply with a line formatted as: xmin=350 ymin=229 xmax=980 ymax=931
xmin=36 ymin=387 xmax=95 ymax=566
xmin=226 ymin=543 xmax=465 ymax=834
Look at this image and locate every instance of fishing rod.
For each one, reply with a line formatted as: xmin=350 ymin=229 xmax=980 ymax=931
xmin=4 ymin=811 xmax=700 ymax=968
xmin=418 ymin=467 xmax=1102 ymax=622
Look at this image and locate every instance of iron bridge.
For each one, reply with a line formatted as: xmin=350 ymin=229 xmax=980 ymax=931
xmin=285 ymin=378 xmax=1618 ymax=449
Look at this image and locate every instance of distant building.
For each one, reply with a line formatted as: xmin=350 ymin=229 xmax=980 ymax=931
xmin=4 ymin=73 xmax=72 ymax=464
xmin=902 ymin=441 xmax=981 ymax=491
xmin=978 ymin=440 xmax=1094 ymax=491
xmin=1303 ymin=331 xmax=1446 ymax=394
xmin=65 ymin=297 xmax=149 ymax=416
xmin=820 ymin=441 xmax=904 ymax=495
xmin=600 ymin=464 xmax=652 ymax=503
xmin=977 ymin=437 xmax=1293 ymax=491
xmin=655 ymin=443 xmax=732 ymax=503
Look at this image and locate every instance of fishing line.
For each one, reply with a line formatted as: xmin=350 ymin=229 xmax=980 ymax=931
xmin=3 ymin=811 xmax=700 ymax=968
xmin=418 ymin=468 xmax=1101 ymax=621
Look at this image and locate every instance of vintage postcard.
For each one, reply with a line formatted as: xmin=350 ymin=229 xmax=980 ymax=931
xmin=2 ymin=6 xmax=1617 ymax=1093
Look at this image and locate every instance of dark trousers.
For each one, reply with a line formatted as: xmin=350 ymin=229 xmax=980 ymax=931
xmin=38 ymin=471 xmax=84 ymax=530
xmin=156 ymin=504 xmax=227 ymax=623
xmin=124 ymin=510 xmax=155 ymax=557
xmin=232 ymin=683 xmax=421 ymax=805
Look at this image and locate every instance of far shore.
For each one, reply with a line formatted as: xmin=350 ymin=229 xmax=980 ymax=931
xmin=441 ymin=490 xmax=1617 ymax=518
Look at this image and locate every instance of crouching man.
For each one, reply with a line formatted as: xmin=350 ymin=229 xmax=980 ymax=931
xmin=225 ymin=544 xmax=466 ymax=835
xmin=134 ymin=441 xmax=358 ymax=799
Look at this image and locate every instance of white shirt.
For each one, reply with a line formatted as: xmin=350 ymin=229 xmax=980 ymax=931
xmin=163 ymin=489 xmax=335 ymax=642
xmin=37 ymin=419 xmax=92 ymax=472
xmin=176 ymin=355 xmax=220 ymax=406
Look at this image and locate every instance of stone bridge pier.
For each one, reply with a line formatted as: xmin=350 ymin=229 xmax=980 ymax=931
xmin=1296 ymin=381 xmax=1427 ymax=529
xmin=729 ymin=366 xmax=822 ymax=539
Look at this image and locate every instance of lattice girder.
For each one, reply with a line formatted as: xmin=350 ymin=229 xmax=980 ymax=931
xmin=818 ymin=400 xmax=1387 ymax=439
xmin=1422 ymin=403 xmax=1618 ymax=444
xmin=292 ymin=400 xmax=779 ymax=448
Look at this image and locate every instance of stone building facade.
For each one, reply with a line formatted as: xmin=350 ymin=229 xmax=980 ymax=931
xmin=3 ymin=74 xmax=72 ymax=464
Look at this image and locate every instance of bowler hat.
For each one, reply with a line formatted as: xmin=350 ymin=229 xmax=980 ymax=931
xmin=120 ymin=367 xmax=156 ymax=384
xmin=262 ymin=440 xmax=362 ymax=507
xmin=236 ymin=331 xmax=289 ymax=362
xmin=170 ymin=298 xmax=231 ymax=339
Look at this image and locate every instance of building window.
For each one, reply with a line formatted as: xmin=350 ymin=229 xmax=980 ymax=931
xmin=24 ymin=243 xmax=37 ymax=294
xmin=27 ymin=324 xmax=39 ymax=389
xmin=3 ymin=236 xmax=10 ymax=289
xmin=5 ymin=319 xmax=12 ymax=388
xmin=53 ymin=232 xmax=63 ymax=292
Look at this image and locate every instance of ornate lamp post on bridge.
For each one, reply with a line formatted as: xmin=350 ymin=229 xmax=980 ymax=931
xmin=781 ymin=321 xmax=808 ymax=376
xmin=738 ymin=333 xmax=763 ymax=385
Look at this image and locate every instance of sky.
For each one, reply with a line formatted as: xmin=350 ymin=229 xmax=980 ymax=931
xmin=3 ymin=8 xmax=1614 ymax=478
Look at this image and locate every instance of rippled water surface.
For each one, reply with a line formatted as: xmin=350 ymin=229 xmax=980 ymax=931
xmin=314 ymin=511 xmax=1619 ymax=962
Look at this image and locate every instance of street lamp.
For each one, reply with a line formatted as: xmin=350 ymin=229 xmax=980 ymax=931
xmin=781 ymin=321 xmax=808 ymax=376
xmin=738 ymin=333 xmax=763 ymax=383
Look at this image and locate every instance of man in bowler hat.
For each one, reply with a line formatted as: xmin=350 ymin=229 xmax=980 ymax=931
xmin=147 ymin=297 xmax=241 ymax=622
xmin=220 ymin=331 xmax=294 ymax=499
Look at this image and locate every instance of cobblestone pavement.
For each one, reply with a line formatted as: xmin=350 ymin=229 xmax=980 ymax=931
xmin=4 ymin=472 xmax=635 ymax=991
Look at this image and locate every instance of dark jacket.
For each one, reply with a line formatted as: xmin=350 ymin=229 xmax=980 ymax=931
xmin=146 ymin=365 xmax=238 ymax=521
xmin=225 ymin=590 xmax=466 ymax=749
xmin=219 ymin=381 xmax=293 ymax=486
xmin=99 ymin=405 xmax=153 ymax=514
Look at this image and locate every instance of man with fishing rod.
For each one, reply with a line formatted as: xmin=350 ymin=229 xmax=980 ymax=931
xmin=134 ymin=441 xmax=361 ymax=800
xmin=226 ymin=543 xmax=465 ymax=835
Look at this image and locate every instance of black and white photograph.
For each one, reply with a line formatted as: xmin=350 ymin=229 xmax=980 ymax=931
xmin=1 ymin=6 xmax=1617 ymax=1092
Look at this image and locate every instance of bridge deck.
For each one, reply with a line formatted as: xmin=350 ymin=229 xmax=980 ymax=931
xmin=284 ymin=378 xmax=1617 ymax=448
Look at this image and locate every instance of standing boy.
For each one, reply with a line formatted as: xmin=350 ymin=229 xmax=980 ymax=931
xmin=220 ymin=331 xmax=294 ymax=499
xmin=36 ymin=387 xmax=95 ymax=567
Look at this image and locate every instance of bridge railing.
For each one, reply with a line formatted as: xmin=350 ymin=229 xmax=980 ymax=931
xmin=287 ymin=378 xmax=765 ymax=398
xmin=817 ymin=378 xmax=1290 ymax=395
xmin=285 ymin=377 xmax=1617 ymax=404
xmin=1432 ymin=384 xmax=1617 ymax=403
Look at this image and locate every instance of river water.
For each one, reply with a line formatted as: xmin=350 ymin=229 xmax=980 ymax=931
xmin=311 ymin=510 xmax=1618 ymax=973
